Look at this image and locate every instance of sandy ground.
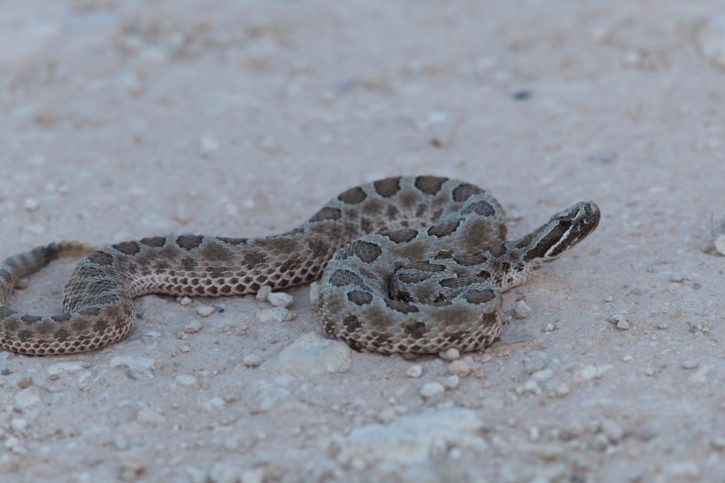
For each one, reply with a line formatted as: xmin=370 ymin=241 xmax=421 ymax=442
xmin=1 ymin=1 xmax=724 ymax=481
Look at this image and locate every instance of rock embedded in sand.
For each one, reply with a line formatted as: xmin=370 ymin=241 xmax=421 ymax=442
xmin=420 ymin=382 xmax=445 ymax=399
xmin=267 ymin=291 xmax=294 ymax=308
xmin=696 ymin=14 xmax=725 ymax=70
xmin=261 ymin=332 xmax=352 ymax=376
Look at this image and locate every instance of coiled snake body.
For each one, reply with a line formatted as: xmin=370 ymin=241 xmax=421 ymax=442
xmin=0 ymin=176 xmax=600 ymax=355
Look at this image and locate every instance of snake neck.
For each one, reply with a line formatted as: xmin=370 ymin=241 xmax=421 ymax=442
xmin=497 ymin=201 xmax=601 ymax=291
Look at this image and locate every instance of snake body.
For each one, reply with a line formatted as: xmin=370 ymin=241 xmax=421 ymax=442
xmin=0 ymin=176 xmax=600 ymax=355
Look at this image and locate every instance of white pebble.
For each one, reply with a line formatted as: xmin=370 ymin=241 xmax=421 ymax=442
xmin=622 ymin=355 xmax=633 ymax=362
xmin=439 ymin=348 xmax=460 ymax=361
xmin=544 ymin=323 xmax=556 ymax=332
xmin=555 ymin=382 xmax=570 ymax=397
xmin=602 ymin=419 xmax=624 ymax=443
xmin=512 ymin=299 xmax=531 ymax=319
xmin=136 ymin=407 xmax=166 ymax=426
xmin=406 ymin=365 xmax=423 ymax=378
xmin=441 ymin=375 xmax=460 ymax=390
xmin=267 ymin=292 xmax=294 ymax=308
xmin=23 ymin=198 xmax=39 ymax=211
xmin=200 ymin=134 xmax=219 ymax=155
xmin=195 ymin=305 xmax=215 ymax=317
xmin=609 ymin=314 xmax=630 ymax=330
xmin=184 ymin=321 xmax=202 ymax=333
xmin=243 ymin=354 xmax=263 ymax=368
xmin=256 ymin=285 xmax=272 ymax=301
xmin=175 ymin=374 xmax=197 ymax=386
xmin=256 ymin=307 xmax=294 ymax=323
xmin=448 ymin=360 xmax=471 ymax=377
xmin=10 ymin=418 xmax=27 ymax=432
xmin=309 ymin=282 xmax=320 ymax=307
xmin=681 ymin=359 xmax=700 ymax=370
xmin=179 ymin=297 xmax=192 ymax=306
xmin=14 ymin=387 xmax=41 ymax=411
xmin=696 ymin=14 xmax=725 ymax=70
xmin=420 ymin=382 xmax=445 ymax=399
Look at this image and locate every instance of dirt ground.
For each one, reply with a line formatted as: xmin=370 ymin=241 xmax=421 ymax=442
xmin=0 ymin=1 xmax=723 ymax=482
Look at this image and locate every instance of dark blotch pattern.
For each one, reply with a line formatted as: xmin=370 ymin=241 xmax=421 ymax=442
xmin=329 ymin=269 xmax=365 ymax=287
xmin=374 ymin=177 xmax=401 ymax=197
xmin=310 ymin=207 xmax=343 ymax=222
xmin=452 ymin=183 xmax=483 ymax=202
xmin=463 ymin=288 xmax=497 ymax=304
xmin=385 ymin=228 xmax=418 ymax=244
xmin=140 ymin=236 xmax=166 ymax=247
xmin=176 ymin=235 xmax=204 ymax=250
xmin=462 ymin=200 xmax=495 ymax=217
xmin=414 ymin=176 xmax=448 ymax=195
xmin=427 ymin=219 xmax=461 ymax=238
xmin=347 ymin=290 xmax=373 ymax=305
xmin=87 ymin=251 xmax=114 ymax=266
xmin=340 ymin=240 xmax=383 ymax=263
xmin=338 ymin=186 xmax=367 ymax=204
xmin=113 ymin=241 xmax=141 ymax=255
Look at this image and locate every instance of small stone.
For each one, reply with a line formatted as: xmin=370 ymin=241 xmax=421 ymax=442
xmin=267 ymin=292 xmax=294 ymax=308
xmin=175 ymin=374 xmax=197 ymax=385
xmin=441 ymin=375 xmax=460 ymax=390
xmin=23 ymin=198 xmax=39 ymax=211
xmin=200 ymin=134 xmax=219 ymax=156
xmin=195 ymin=305 xmax=215 ymax=317
xmin=603 ymin=295 xmax=614 ymax=302
xmin=118 ymin=449 xmax=147 ymax=481
xmin=202 ymin=397 xmax=226 ymax=412
xmin=256 ymin=285 xmax=272 ymax=301
xmin=109 ymin=355 xmax=156 ymax=374
xmin=448 ymin=360 xmax=471 ymax=377
xmin=689 ymin=365 xmax=713 ymax=383
xmin=555 ymin=382 xmax=570 ymax=397
xmin=256 ymin=307 xmax=294 ymax=323
xmin=136 ymin=406 xmax=166 ymax=426
xmin=261 ymin=332 xmax=351 ymax=376
xmin=378 ymin=407 xmax=396 ymax=423
xmin=243 ymin=354 xmax=263 ymax=368
xmin=113 ymin=438 xmax=128 ymax=450
xmin=14 ymin=387 xmax=41 ymax=410
xmin=184 ymin=321 xmax=202 ymax=333
xmin=579 ymin=364 xmax=612 ymax=381
xmin=10 ymin=419 xmax=27 ymax=432
xmin=406 ymin=365 xmax=423 ymax=378
xmin=622 ymin=355 xmax=633 ymax=362
xmin=696 ymin=14 xmax=725 ymax=70
xmin=208 ymin=463 xmax=240 ymax=483
xmin=602 ymin=419 xmax=625 ymax=443
xmin=531 ymin=368 xmax=554 ymax=381
xmin=544 ymin=323 xmax=556 ymax=332
xmin=681 ymin=359 xmax=700 ymax=370
xmin=439 ymin=348 xmax=460 ymax=361
xmin=609 ymin=314 xmax=630 ymax=330
xmin=420 ymin=382 xmax=445 ymax=399
xmin=512 ymin=299 xmax=531 ymax=319
xmin=711 ymin=213 xmax=725 ymax=255
xmin=179 ymin=297 xmax=192 ymax=306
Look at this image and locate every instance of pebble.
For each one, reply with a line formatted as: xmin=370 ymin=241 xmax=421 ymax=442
xmin=681 ymin=359 xmax=700 ymax=370
xmin=261 ymin=332 xmax=352 ymax=376
xmin=420 ymin=382 xmax=445 ymax=399
xmin=195 ymin=305 xmax=215 ymax=317
xmin=696 ymin=14 xmax=725 ymax=70
xmin=448 ymin=360 xmax=471 ymax=377
xmin=309 ymin=282 xmax=320 ymax=306
xmin=579 ymin=364 xmax=612 ymax=381
xmin=242 ymin=354 xmax=263 ymax=368
xmin=544 ymin=323 xmax=556 ymax=332
xmin=179 ymin=297 xmax=192 ymax=306
xmin=136 ymin=406 xmax=166 ymax=426
xmin=118 ymin=449 xmax=147 ymax=481
xmin=512 ymin=299 xmax=531 ymax=319
xmin=10 ymin=418 xmax=27 ymax=432
xmin=602 ymin=419 xmax=625 ymax=443
xmin=609 ymin=314 xmax=631 ymax=330
xmin=256 ymin=307 xmax=294 ymax=323
xmin=555 ymin=382 xmax=570 ymax=397
xmin=712 ymin=212 xmax=725 ymax=255
xmin=175 ymin=374 xmax=197 ymax=386
xmin=207 ymin=462 xmax=240 ymax=483
xmin=440 ymin=375 xmax=460 ymax=390
xmin=338 ymin=408 xmax=485 ymax=464
xmin=622 ymin=355 xmax=633 ymax=362
xmin=406 ymin=365 xmax=423 ymax=378
xmin=14 ymin=387 xmax=41 ymax=411
xmin=184 ymin=321 xmax=203 ymax=333
xmin=267 ymin=292 xmax=294 ymax=308
xmin=109 ymin=355 xmax=156 ymax=374
xmin=256 ymin=285 xmax=272 ymax=301
xmin=200 ymin=134 xmax=219 ymax=156
xmin=23 ymin=198 xmax=39 ymax=211
xmin=439 ymin=348 xmax=460 ymax=361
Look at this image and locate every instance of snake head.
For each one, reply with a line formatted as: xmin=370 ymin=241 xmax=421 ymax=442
xmin=522 ymin=201 xmax=601 ymax=262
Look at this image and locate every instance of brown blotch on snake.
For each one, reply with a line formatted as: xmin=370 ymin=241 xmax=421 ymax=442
xmin=0 ymin=176 xmax=600 ymax=355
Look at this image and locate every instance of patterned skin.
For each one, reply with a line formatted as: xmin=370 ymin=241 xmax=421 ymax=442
xmin=0 ymin=176 xmax=600 ymax=355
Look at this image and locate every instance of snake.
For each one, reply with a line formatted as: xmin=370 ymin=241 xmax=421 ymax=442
xmin=0 ymin=176 xmax=600 ymax=355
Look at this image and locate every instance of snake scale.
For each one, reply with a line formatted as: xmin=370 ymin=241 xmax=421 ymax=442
xmin=0 ymin=176 xmax=600 ymax=355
